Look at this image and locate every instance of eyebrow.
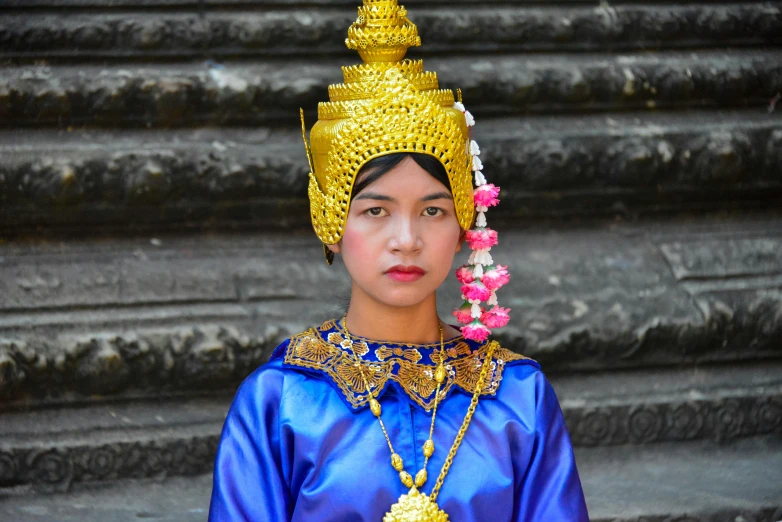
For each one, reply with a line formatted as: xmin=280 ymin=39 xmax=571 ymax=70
xmin=353 ymin=191 xmax=453 ymax=203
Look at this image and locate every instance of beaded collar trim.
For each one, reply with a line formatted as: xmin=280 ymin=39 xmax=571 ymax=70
xmin=278 ymin=318 xmax=537 ymax=413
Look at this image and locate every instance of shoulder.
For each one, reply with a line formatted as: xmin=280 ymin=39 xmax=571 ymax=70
xmin=267 ymin=321 xmax=333 ymax=368
xmin=230 ymin=326 xmax=320 ymax=411
xmin=500 ymin=361 xmax=554 ymax=398
xmin=267 ymin=318 xmax=337 ymax=362
xmin=487 ymin=340 xmax=559 ymax=404
xmin=236 ymin=318 xmax=336 ymax=395
xmin=229 ymin=354 xmax=288 ymax=414
xmin=488 ymin=338 xmax=541 ymax=382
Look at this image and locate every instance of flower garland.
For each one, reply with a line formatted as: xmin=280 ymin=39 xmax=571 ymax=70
xmin=451 ymin=100 xmax=511 ymax=342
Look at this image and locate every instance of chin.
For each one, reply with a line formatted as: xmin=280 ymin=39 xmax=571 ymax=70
xmin=376 ymin=287 xmax=435 ymax=308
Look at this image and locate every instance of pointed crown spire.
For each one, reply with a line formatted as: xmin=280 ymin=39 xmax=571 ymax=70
xmin=345 ymin=0 xmax=422 ymax=63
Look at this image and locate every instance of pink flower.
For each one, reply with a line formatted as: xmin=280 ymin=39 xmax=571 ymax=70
xmin=474 ymin=184 xmax=501 ymax=208
xmin=452 ymin=302 xmax=475 ymax=325
xmin=462 ymin=320 xmax=491 ymax=342
xmin=455 ymin=265 xmax=475 ymax=285
xmin=482 ymin=265 xmax=510 ymax=291
xmin=465 ymin=228 xmax=498 ymax=250
xmin=481 ymin=306 xmax=511 ymax=329
xmin=461 ymin=280 xmax=491 ymax=302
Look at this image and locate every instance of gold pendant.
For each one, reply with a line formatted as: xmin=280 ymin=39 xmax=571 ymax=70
xmin=383 ymin=487 xmax=449 ymax=522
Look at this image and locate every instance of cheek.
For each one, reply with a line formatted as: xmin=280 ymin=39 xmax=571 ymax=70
xmin=427 ymin=224 xmax=462 ymax=270
xmin=341 ymin=220 xmax=380 ymax=272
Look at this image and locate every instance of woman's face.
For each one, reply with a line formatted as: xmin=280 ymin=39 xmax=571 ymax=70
xmin=328 ymin=156 xmax=464 ymax=308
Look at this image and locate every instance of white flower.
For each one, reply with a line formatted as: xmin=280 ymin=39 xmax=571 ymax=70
xmin=454 ymin=102 xmax=465 ymax=112
xmin=474 ymin=171 xmax=487 ymax=186
xmin=464 ymin=110 xmax=475 ymax=127
xmin=488 ymin=289 xmax=499 ymax=306
xmin=470 ymin=140 xmax=481 ymax=156
xmin=476 ymin=211 xmax=487 ymax=227
xmin=472 ymin=156 xmax=483 ymax=171
xmin=474 ymin=250 xmax=494 ymax=266
xmin=471 ymin=302 xmax=483 ymax=318
xmin=474 ymin=263 xmax=484 ymax=278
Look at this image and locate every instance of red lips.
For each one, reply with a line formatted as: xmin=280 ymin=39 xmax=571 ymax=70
xmin=385 ymin=265 xmax=425 ymax=275
xmin=385 ymin=265 xmax=426 ymax=282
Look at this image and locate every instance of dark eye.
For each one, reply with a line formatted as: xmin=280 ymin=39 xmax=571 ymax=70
xmin=366 ymin=207 xmax=384 ymax=217
xmin=425 ymin=207 xmax=444 ymax=217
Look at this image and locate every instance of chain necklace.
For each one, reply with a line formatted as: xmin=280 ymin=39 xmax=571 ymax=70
xmin=340 ymin=314 xmax=498 ymax=522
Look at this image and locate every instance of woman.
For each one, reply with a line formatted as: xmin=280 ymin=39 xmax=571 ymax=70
xmin=208 ymin=1 xmax=589 ymax=520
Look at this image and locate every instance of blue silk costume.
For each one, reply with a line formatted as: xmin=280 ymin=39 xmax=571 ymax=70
xmin=209 ymin=318 xmax=589 ymax=521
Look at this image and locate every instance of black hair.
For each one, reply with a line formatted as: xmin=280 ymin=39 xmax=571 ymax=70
xmin=352 ymin=153 xmax=451 ymax=197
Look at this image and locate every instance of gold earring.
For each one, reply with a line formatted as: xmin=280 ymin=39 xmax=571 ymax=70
xmin=323 ymin=244 xmax=335 ymax=266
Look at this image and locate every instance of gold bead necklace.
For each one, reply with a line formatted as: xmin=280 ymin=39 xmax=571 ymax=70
xmin=340 ymin=314 xmax=498 ymax=521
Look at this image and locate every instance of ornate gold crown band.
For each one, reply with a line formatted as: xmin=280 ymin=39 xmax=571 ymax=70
xmin=300 ymin=0 xmax=512 ymax=343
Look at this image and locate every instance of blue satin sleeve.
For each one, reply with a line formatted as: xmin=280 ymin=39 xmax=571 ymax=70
xmin=208 ymin=343 xmax=293 ymax=522
xmin=513 ymin=370 xmax=589 ymax=521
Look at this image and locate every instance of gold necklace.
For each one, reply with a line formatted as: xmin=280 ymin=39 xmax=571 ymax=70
xmin=340 ymin=315 xmax=498 ymax=522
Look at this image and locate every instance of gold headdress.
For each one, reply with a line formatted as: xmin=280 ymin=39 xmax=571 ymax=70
xmin=301 ymin=0 xmax=512 ymax=344
xmin=300 ymin=0 xmax=475 ymax=245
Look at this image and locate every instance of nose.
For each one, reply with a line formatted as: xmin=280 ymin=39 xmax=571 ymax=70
xmin=389 ymin=215 xmax=422 ymax=255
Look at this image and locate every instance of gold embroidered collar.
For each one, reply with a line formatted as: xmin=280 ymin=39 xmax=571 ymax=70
xmin=280 ymin=318 xmax=536 ymax=412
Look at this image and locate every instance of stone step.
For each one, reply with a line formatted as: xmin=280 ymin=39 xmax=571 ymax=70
xmin=0 ymin=436 xmax=779 ymax=521
xmin=1 ymin=214 xmax=781 ymax=400
xmin=2 ymin=50 xmax=780 ymax=128
xmin=557 ymin=362 xmax=782 ymax=447
xmin=581 ymin=436 xmax=782 ymax=521
xmin=0 ymin=397 xmax=224 ymax=491
xmin=1 ymin=108 xmax=781 ymax=231
xmin=0 ymin=362 xmax=779 ymax=489
xmin=3 ymin=4 xmax=779 ymax=60
xmin=0 ymin=475 xmax=212 ymax=522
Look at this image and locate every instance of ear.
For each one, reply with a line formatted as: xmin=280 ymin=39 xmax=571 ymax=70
xmin=455 ymin=230 xmax=466 ymax=253
xmin=327 ymin=242 xmax=341 ymax=254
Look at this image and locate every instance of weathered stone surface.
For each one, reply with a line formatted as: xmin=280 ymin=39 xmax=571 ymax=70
xmin=0 ymin=235 xmax=345 ymax=399
xmin=0 ymin=475 xmax=213 ymax=521
xmin=0 ymin=398 xmax=223 ymax=491
xmin=582 ymin=437 xmax=782 ymax=521
xmin=2 ymin=110 xmax=781 ymax=231
xmin=489 ymin=218 xmax=782 ymax=371
xmin=559 ymin=363 xmax=782 ymax=446
xmin=2 ymin=4 xmax=779 ymax=59
xmin=1 ymin=438 xmax=780 ymax=521
xmin=1 ymin=52 xmax=779 ymax=128
xmin=1 ymin=216 xmax=780 ymax=399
